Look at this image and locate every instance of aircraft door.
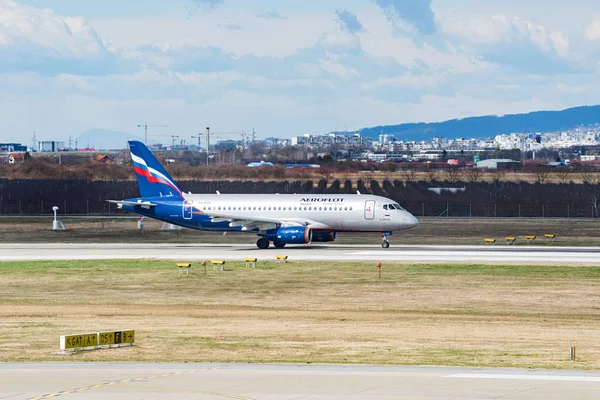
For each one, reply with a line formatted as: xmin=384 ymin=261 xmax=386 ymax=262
xmin=183 ymin=200 xmax=193 ymax=220
xmin=364 ymin=200 xmax=375 ymax=220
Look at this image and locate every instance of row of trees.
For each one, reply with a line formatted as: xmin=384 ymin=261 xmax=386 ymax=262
xmin=3 ymin=178 xmax=600 ymax=218
xmin=3 ymin=155 xmax=600 ymax=184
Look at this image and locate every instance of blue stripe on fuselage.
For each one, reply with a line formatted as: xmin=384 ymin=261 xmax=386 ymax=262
xmin=120 ymin=197 xmax=244 ymax=232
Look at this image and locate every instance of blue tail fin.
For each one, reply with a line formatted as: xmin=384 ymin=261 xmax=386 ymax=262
xmin=129 ymin=141 xmax=183 ymax=198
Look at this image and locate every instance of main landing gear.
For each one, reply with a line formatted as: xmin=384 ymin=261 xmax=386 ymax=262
xmin=257 ymin=237 xmax=270 ymax=249
xmin=256 ymin=237 xmax=286 ymax=249
xmin=381 ymin=232 xmax=391 ymax=248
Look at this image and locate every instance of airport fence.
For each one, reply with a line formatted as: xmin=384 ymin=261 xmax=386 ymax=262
xmin=0 ymin=200 xmax=598 ymax=219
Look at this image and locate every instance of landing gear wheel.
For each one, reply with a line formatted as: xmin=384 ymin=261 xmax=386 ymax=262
xmin=382 ymin=241 xmax=390 ymax=249
xmin=273 ymin=241 xmax=286 ymax=249
xmin=257 ymin=237 xmax=270 ymax=249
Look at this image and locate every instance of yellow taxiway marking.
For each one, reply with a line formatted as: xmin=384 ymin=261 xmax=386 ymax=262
xmin=124 ymin=385 xmax=255 ymax=399
xmin=28 ymin=369 xmax=204 ymax=400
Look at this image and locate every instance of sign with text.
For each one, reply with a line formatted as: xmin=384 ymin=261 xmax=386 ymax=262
xmin=99 ymin=330 xmax=135 ymax=346
xmin=60 ymin=333 xmax=98 ymax=351
xmin=59 ymin=330 xmax=135 ymax=352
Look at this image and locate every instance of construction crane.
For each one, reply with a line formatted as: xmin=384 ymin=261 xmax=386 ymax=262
xmin=190 ymin=135 xmax=201 ymax=148
xmin=137 ymin=123 xmax=169 ymax=144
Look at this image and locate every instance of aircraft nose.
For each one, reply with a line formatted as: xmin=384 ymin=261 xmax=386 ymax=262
xmin=404 ymin=212 xmax=419 ymax=229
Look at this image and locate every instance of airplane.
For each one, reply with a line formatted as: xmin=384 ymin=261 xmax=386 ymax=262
xmin=109 ymin=141 xmax=419 ymax=249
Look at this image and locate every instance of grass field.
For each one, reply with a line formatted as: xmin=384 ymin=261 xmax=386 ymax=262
xmin=1 ymin=259 xmax=600 ymax=369
xmin=0 ymin=216 xmax=597 ymax=246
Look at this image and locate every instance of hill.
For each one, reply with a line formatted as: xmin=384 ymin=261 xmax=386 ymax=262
xmin=334 ymin=105 xmax=600 ymax=141
xmin=76 ymin=129 xmax=143 ymax=150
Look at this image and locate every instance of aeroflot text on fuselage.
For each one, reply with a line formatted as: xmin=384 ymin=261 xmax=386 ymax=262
xmin=299 ymin=198 xmax=345 ymax=202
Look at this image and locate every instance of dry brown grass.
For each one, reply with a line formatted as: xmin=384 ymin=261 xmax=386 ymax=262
xmin=0 ymin=217 xmax=597 ymax=247
xmin=1 ymin=260 xmax=600 ymax=369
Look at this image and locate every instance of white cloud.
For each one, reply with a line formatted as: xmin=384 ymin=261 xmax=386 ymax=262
xmin=585 ymin=15 xmax=600 ymax=41
xmin=439 ymin=14 xmax=569 ymax=56
xmin=0 ymin=0 xmax=105 ymax=56
xmin=0 ymin=0 xmax=598 ymax=142
xmin=0 ymin=0 xmax=122 ymax=75
xmin=91 ymin=11 xmax=335 ymax=58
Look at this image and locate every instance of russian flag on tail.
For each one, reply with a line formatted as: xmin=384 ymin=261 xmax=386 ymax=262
xmin=129 ymin=141 xmax=183 ymax=198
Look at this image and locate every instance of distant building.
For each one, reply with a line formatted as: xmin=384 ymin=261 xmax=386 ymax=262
xmin=246 ymin=161 xmax=274 ymax=167
xmin=94 ymin=155 xmax=114 ymax=164
xmin=38 ymin=141 xmax=65 ymax=152
xmin=7 ymin=152 xmax=29 ymax=164
xmin=0 ymin=143 xmax=27 ymax=152
xmin=477 ymin=159 xmax=521 ymax=170
xmin=215 ymin=140 xmax=242 ymax=152
xmin=283 ymin=163 xmax=320 ymax=168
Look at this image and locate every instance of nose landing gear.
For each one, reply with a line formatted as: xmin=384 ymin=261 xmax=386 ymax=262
xmin=381 ymin=232 xmax=391 ymax=248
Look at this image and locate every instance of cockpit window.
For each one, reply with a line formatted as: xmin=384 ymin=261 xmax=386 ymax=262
xmin=393 ymin=203 xmax=405 ymax=211
xmin=383 ymin=205 xmax=388 ymax=210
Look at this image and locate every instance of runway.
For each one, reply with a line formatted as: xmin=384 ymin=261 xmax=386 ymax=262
xmin=1 ymin=243 xmax=600 ymax=264
xmin=2 ymin=363 xmax=600 ymax=399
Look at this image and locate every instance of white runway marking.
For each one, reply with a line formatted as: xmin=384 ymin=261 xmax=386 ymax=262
xmin=447 ymin=373 xmax=600 ymax=382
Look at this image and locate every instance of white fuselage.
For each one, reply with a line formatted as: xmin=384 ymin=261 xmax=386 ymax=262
xmin=182 ymin=193 xmax=418 ymax=232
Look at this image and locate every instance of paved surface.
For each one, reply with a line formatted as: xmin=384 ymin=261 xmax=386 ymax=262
xmin=2 ymin=363 xmax=600 ymax=400
xmin=1 ymin=243 xmax=600 ymax=264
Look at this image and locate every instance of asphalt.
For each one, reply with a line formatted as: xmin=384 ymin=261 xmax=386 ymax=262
xmin=1 ymin=243 xmax=600 ymax=264
xmin=2 ymin=363 xmax=600 ymax=400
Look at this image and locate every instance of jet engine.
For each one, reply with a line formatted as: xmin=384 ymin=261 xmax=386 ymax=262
xmin=311 ymin=231 xmax=337 ymax=242
xmin=266 ymin=226 xmax=312 ymax=244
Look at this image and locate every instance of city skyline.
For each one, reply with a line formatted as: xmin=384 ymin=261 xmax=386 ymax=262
xmin=1 ymin=0 xmax=600 ymax=142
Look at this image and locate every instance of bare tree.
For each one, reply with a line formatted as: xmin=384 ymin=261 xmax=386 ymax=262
xmin=488 ymin=168 xmax=504 ymax=184
xmin=466 ymin=168 xmax=482 ymax=183
xmin=445 ymin=166 xmax=461 ymax=182
xmin=554 ymin=167 xmax=572 ymax=184
xmin=533 ymin=165 xmax=550 ymax=184
xmin=318 ymin=167 xmax=334 ymax=182
xmin=425 ymin=165 xmax=439 ymax=182
xmin=400 ymin=165 xmax=417 ymax=182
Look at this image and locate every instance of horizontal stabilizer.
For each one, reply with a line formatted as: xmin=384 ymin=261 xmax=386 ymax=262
xmin=107 ymin=200 xmax=157 ymax=210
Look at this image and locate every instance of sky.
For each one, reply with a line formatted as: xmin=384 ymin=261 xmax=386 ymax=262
xmin=1 ymin=0 xmax=600 ymax=143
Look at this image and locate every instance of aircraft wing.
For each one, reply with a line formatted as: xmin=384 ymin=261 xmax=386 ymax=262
xmin=206 ymin=212 xmax=331 ymax=232
xmin=107 ymin=200 xmax=158 ymax=209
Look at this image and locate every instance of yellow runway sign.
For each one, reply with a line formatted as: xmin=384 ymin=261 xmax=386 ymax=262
xmin=60 ymin=333 xmax=98 ymax=351
xmin=60 ymin=330 xmax=135 ymax=352
xmin=99 ymin=330 xmax=135 ymax=346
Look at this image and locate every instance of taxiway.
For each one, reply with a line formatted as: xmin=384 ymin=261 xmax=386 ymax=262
xmin=2 ymin=363 xmax=600 ymax=400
